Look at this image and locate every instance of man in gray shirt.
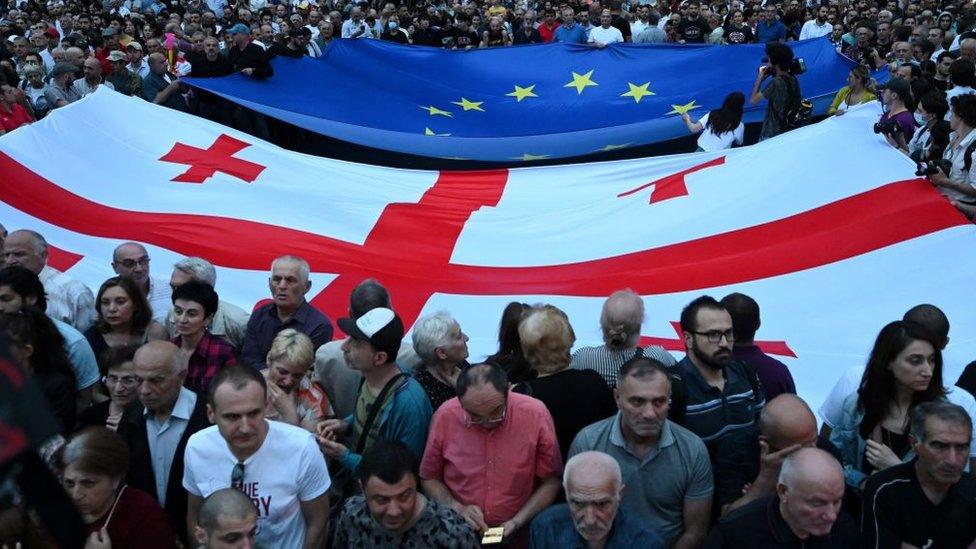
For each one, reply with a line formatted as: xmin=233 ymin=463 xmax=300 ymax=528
xmin=44 ymin=61 xmax=81 ymax=109
xmin=569 ymin=356 xmax=713 ymax=548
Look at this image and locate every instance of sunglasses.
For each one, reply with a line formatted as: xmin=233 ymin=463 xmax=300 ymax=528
xmin=231 ymin=462 xmax=245 ymax=489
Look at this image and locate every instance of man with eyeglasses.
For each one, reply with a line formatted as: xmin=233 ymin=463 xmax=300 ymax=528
xmin=117 ymin=340 xmax=210 ymax=544
xmin=530 ymin=451 xmax=664 ymax=548
xmin=569 ymin=357 xmax=713 ymax=547
xmin=184 ymin=364 xmax=331 ymax=549
xmin=112 ymin=241 xmax=172 ymax=324
xmin=673 ymin=295 xmax=765 ymax=516
xmin=420 ymin=362 xmax=562 ymax=546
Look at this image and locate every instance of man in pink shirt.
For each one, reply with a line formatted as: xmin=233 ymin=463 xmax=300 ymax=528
xmin=420 ymin=362 xmax=562 ymax=546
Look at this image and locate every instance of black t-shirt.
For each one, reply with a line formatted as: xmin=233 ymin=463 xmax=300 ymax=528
xmin=271 ymin=43 xmax=305 ymax=58
xmin=381 ymin=29 xmax=410 ymax=44
xmin=677 ymin=17 xmax=711 ymax=43
xmin=862 ymin=460 xmax=976 ymax=549
xmin=723 ymin=24 xmax=754 ymax=44
xmin=611 ymin=14 xmax=632 ymax=41
xmin=513 ymin=26 xmax=542 ymax=44
xmin=513 ymin=369 xmax=616 ymax=460
xmin=412 ymin=27 xmax=440 ymax=46
xmin=452 ymin=28 xmax=481 ymax=48
xmin=956 ymin=360 xmax=976 ymax=397
xmin=704 ymin=496 xmax=860 ymax=548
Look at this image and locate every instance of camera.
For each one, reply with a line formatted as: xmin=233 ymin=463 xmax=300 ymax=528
xmin=873 ymin=119 xmax=900 ymax=135
xmin=759 ymin=56 xmax=807 ymax=76
xmin=915 ymin=159 xmax=952 ymax=177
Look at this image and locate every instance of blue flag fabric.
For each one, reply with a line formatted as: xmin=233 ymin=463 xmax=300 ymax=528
xmin=186 ymin=37 xmax=858 ymax=161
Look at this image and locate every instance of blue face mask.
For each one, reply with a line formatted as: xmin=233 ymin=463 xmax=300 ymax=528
xmin=389 ymin=21 xmax=398 ymax=29
xmin=914 ymin=111 xmax=927 ymax=125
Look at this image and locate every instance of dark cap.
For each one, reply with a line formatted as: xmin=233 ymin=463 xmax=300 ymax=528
xmin=338 ymin=307 xmax=404 ymax=361
xmin=878 ymin=76 xmax=912 ymax=104
xmin=101 ymin=26 xmax=119 ymax=37
xmin=51 ymin=61 xmax=78 ymax=77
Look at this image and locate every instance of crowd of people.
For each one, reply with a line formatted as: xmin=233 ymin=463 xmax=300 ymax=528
xmin=0 ymin=223 xmax=975 ymax=548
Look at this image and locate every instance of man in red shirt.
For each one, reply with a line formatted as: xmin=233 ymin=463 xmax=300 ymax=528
xmin=420 ymin=362 xmax=562 ymax=546
xmin=537 ymin=9 xmax=562 ymax=42
xmin=0 ymin=84 xmax=34 ymax=135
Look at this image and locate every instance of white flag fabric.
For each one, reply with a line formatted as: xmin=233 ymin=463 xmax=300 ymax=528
xmin=2 ymin=87 xmax=975 ymax=412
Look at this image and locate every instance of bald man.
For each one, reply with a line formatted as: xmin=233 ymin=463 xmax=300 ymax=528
xmin=112 ymin=242 xmax=172 ymax=323
xmin=960 ymin=37 xmax=976 ymax=62
xmin=3 ymin=229 xmax=96 ymax=331
xmin=72 ymin=56 xmax=114 ymax=97
xmin=704 ymin=448 xmax=858 ymax=547
xmin=571 ymin=289 xmax=676 ymax=389
xmin=530 ymin=451 xmax=664 ymax=547
xmin=194 ymin=488 xmax=258 ymax=549
xmin=142 ymin=52 xmax=188 ymax=112
xmin=722 ymin=394 xmax=819 ymax=515
xmin=117 ymin=340 xmax=211 ymax=543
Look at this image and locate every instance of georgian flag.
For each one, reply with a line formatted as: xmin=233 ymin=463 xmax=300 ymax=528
xmin=2 ymin=87 xmax=974 ymax=411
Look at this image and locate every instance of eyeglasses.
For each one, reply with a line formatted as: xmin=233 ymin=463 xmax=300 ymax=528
xmin=466 ymin=406 xmax=507 ymax=427
xmin=103 ymin=374 xmax=138 ymax=386
xmin=231 ymin=462 xmax=245 ymax=489
xmin=689 ymin=330 xmax=734 ymax=344
xmin=117 ymin=257 xmax=150 ymax=269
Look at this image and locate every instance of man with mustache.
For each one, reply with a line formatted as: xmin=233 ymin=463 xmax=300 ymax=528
xmin=672 ymin=296 xmax=765 ymax=513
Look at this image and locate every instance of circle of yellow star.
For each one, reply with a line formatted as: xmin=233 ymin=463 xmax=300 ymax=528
xmin=666 ymin=101 xmax=701 ymax=116
xmin=506 ymin=84 xmax=539 ymax=102
xmin=621 ymin=82 xmax=655 ymax=104
xmin=451 ymin=98 xmax=485 ymax=112
xmin=424 ymin=127 xmax=451 ymax=136
xmin=419 ymin=105 xmax=453 ymax=117
xmin=564 ymin=70 xmax=598 ymax=95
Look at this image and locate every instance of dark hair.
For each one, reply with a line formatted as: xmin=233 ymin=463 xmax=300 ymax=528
xmin=936 ymin=50 xmax=955 ymax=63
xmin=706 ymin=91 xmax=744 ymax=136
xmin=764 ymin=42 xmax=795 ymax=72
xmin=94 ymin=276 xmax=153 ymax=335
xmin=720 ymin=292 xmax=760 ymax=343
xmin=0 ymin=309 xmax=75 ymax=384
xmin=456 ymin=362 xmax=508 ymax=398
xmin=208 ymin=363 xmax=267 ymax=409
xmin=349 ymin=279 xmax=391 ymax=319
xmin=618 ymin=356 xmax=670 ymax=384
xmin=949 ymin=58 xmax=976 ymax=87
xmin=357 ymin=439 xmax=419 ymax=486
xmin=902 ymin=304 xmax=950 ymax=348
xmin=857 ymin=320 xmax=945 ymax=439
xmin=916 ymin=38 xmax=936 ymax=57
xmin=485 ymin=302 xmax=533 ymax=382
xmin=648 ymin=11 xmax=661 ymax=25
xmin=0 ymin=266 xmax=47 ymax=312
xmin=679 ymin=295 xmax=724 ymax=333
xmin=172 ymin=280 xmax=219 ymax=318
xmin=928 ymin=119 xmax=952 ymax=160
xmin=910 ymin=400 xmax=972 ymax=442
xmin=918 ymin=90 xmax=949 ymax=120
xmin=951 ymin=93 xmax=976 ymax=127
xmin=100 ymin=344 xmax=139 ymax=377
xmin=60 ymin=427 xmax=130 ymax=478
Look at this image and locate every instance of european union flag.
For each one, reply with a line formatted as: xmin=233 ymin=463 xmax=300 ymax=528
xmin=185 ymin=37 xmax=858 ymax=161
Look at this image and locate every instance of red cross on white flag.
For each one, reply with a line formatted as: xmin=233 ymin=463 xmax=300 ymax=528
xmin=1 ymin=88 xmax=974 ymax=411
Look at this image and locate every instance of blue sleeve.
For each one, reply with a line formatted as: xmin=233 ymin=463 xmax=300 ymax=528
xmin=829 ymin=399 xmax=867 ymax=490
xmin=308 ymin=316 xmax=333 ymax=350
xmin=240 ymin=313 xmax=266 ymax=369
xmin=68 ymin=337 xmax=100 ymax=389
xmin=141 ymin=75 xmax=159 ymax=102
xmin=383 ymin=388 xmax=433 ymax=462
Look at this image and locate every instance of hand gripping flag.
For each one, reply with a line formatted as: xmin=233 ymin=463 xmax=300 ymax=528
xmin=184 ymin=37 xmax=858 ymax=162
xmin=1 ymin=87 xmax=975 ymax=411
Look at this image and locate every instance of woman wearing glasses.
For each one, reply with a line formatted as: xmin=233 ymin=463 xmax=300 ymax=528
xmin=61 ymin=427 xmax=176 ymax=549
xmin=84 ymin=277 xmax=167 ymax=373
xmin=79 ymin=346 xmax=140 ymax=431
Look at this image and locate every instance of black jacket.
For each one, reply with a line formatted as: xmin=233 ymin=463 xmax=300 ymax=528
xmin=227 ymin=42 xmax=274 ymax=78
xmin=116 ymin=395 xmax=210 ymax=543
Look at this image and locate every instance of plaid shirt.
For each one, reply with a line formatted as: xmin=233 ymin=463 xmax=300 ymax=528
xmin=172 ymin=332 xmax=237 ymax=395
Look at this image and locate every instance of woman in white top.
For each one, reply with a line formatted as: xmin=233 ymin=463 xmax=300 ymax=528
xmin=682 ymin=91 xmax=745 ymax=152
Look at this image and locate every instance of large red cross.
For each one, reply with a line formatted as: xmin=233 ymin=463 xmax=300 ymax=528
xmin=0 ymin=147 xmax=966 ymax=355
xmin=159 ymin=134 xmax=266 ymax=184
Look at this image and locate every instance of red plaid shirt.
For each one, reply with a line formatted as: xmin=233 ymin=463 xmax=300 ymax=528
xmin=172 ymin=332 xmax=237 ymax=395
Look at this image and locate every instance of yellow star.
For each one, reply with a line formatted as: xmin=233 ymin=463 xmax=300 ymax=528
xmin=666 ymin=100 xmax=701 ymax=116
xmin=598 ymin=143 xmax=633 ymax=151
xmin=621 ymin=82 xmax=655 ymax=104
xmin=424 ymin=127 xmax=451 ymax=136
xmin=506 ymin=84 xmax=539 ymax=102
xmin=511 ymin=153 xmax=550 ymax=161
xmin=451 ymin=98 xmax=485 ymax=112
xmin=419 ymin=105 xmax=453 ymax=117
xmin=564 ymin=70 xmax=598 ymax=95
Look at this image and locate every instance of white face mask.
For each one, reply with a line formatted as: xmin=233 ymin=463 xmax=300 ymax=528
xmin=914 ymin=111 xmax=928 ymax=125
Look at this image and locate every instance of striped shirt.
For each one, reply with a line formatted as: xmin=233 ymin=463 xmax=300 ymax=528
xmin=571 ymin=344 xmax=677 ymax=388
xmin=672 ymin=356 xmax=764 ymax=444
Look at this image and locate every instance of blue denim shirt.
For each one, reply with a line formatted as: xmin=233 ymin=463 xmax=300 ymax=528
xmin=529 ymin=503 xmax=664 ymax=549
xmin=828 ymin=393 xmax=915 ymax=490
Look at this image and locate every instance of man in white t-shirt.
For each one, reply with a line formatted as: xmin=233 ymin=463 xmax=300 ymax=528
xmin=818 ymin=304 xmax=976 ymax=468
xmin=184 ymin=364 xmax=331 ymax=548
xmin=588 ymin=10 xmax=624 ymax=47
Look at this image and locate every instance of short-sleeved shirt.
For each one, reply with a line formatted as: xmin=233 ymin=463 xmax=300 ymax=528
xmin=265 ymin=376 xmax=332 ymax=427
xmin=704 ymin=495 xmax=859 ymax=548
xmin=183 ymin=420 xmax=331 ymax=549
xmin=241 ymin=301 xmax=333 ymax=369
xmin=755 ymin=19 xmax=788 ymax=42
xmin=731 ymin=344 xmax=795 ymax=402
xmin=861 ymin=460 xmax=976 ymax=549
xmin=568 ymin=414 xmax=713 ymax=545
xmin=571 ymin=344 xmax=677 ymax=389
xmin=333 ymin=495 xmax=479 ymax=548
xmin=723 ymin=25 xmax=754 ymax=44
xmin=760 ymin=74 xmax=796 ymax=140
xmin=677 ymin=17 xmax=711 ymax=43
xmin=0 ymin=103 xmax=33 ymax=132
xmin=553 ymin=23 xmax=588 ymax=44
xmin=419 ymin=391 xmax=563 ymax=526
xmin=695 ymin=113 xmax=745 ymax=152
xmin=43 ymin=82 xmax=81 ymax=108
xmin=52 ymin=318 xmax=100 ymax=390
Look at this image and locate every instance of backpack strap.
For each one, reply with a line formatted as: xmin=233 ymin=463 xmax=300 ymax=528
xmin=353 ymin=373 xmax=406 ymax=455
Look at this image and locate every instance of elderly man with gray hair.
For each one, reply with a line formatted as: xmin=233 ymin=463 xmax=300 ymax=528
xmin=861 ymin=401 xmax=976 ymax=548
xmin=116 ymin=340 xmax=211 ymax=543
xmin=412 ymin=311 xmax=470 ymax=411
xmin=166 ymin=256 xmax=250 ymax=349
xmin=703 ymin=447 xmax=858 ymax=547
xmin=571 ymin=289 xmax=676 ymax=388
xmin=530 ymin=451 xmax=664 ymax=548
